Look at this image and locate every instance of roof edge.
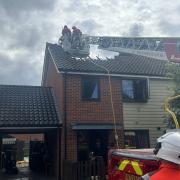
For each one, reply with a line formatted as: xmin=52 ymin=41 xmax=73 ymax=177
xmin=48 ymin=45 xmax=61 ymax=73
xmin=50 ymin=88 xmax=63 ymax=125
xmin=56 ymin=70 xmax=170 ymax=80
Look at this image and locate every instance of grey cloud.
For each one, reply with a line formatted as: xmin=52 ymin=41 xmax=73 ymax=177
xmin=0 ymin=2 xmax=57 ymax=86
xmin=8 ymin=26 xmax=41 ymax=50
xmin=79 ymin=19 xmax=102 ymax=35
xmin=0 ymin=53 xmax=41 ymax=85
xmin=159 ymin=19 xmax=180 ymax=36
xmin=65 ymin=1 xmax=85 ymax=12
xmin=128 ymin=23 xmax=144 ymax=36
xmin=0 ymin=0 xmax=56 ymax=15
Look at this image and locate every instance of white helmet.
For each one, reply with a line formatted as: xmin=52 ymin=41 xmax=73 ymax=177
xmin=154 ymin=132 xmax=180 ymax=165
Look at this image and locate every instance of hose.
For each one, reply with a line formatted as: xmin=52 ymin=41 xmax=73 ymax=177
xmin=88 ymin=56 xmax=119 ymax=148
xmin=164 ymin=95 xmax=180 ymax=129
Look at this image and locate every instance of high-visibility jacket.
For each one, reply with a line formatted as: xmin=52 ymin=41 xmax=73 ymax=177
xmin=62 ymin=28 xmax=71 ymax=37
xmin=151 ymin=162 xmax=180 ymax=180
xmin=141 ymin=162 xmax=180 ymax=180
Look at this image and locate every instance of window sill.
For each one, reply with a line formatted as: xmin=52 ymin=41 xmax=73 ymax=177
xmin=81 ymin=98 xmax=100 ymax=102
xmin=123 ymin=100 xmax=148 ymax=103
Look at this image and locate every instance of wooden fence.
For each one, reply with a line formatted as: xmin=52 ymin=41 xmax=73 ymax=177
xmin=63 ymin=156 xmax=106 ymax=180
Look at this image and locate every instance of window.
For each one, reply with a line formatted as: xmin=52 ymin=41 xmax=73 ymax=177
xmin=124 ymin=130 xmax=149 ymax=149
xmin=82 ymin=76 xmax=100 ymax=101
xmin=122 ymin=79 xmax=148 ymax=102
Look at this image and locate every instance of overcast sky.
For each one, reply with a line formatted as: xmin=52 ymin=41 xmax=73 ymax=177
xmin=0 ymin=0 xmax=180 ymax=86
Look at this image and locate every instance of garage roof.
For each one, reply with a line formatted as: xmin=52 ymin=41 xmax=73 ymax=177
xmin=0 ymin=85 xmax=61 ymax=127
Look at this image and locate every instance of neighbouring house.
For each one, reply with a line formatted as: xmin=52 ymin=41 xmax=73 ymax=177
xmin=42 ymin=43 xmax=172 ymax=165
xmin=0 ymin=85 xmax=61 ymax=179
xmin=123 ymin=78 xmax=173 ymax=148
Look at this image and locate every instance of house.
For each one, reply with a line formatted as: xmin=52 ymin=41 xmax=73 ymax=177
xmin=42 ymin=43 xmax=172 ymax=165
xmin=42 ymin=43 xmax=124 ymax=163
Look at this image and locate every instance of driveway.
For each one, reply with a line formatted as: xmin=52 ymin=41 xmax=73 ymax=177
xmin=0 ymin=167 xmax=56 ymax=180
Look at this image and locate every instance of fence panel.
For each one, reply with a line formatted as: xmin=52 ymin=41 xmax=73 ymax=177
xmin=63 ymin=156 xmax=106 ymax=180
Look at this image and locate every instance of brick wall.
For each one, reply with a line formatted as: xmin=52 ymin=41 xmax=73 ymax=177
xmin=65 ymin=75 xmax=124 ymax=160
xmin=66 ymin=75 xmax=123 ymax=124
xmin=42 ymin=53 xmax=65 ymax=178
xmin=42 ymin=53 xmax=64 ymax=116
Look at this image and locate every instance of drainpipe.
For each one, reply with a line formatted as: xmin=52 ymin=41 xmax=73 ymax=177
xmin=64 ymin=72 xmax=67 ymax=160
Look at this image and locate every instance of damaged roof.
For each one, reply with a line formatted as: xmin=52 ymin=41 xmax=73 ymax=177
xmin=0 ymin=85 xmax=61 ymax=127
xmin=46 ymin=43 xmax=167 ymax=77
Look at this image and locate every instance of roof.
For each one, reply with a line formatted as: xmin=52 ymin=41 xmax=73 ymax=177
xmin=0 ymin=85 xmax=61 ymax=127
xmin=47 ymin=43 xmax=167 ymax=77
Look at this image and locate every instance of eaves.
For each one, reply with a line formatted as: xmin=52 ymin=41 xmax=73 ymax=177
xmin=57 ymin=70 xmax=171 ymax=80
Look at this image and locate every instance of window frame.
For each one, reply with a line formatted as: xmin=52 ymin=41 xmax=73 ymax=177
xmin=122 ymin=78 xmax=149 ymax=103
xmin=124 ymin=130 xmax=150 ymax=149
xmin=81 ymin=76 xmax=100 ymax=101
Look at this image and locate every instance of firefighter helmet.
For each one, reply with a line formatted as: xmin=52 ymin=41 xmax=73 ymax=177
xmin=154 ymin=131 xmax=180 ymax=165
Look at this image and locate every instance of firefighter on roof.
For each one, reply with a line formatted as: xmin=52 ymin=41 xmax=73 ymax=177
xmin=61 ymin=25 xmax=71 ymax=52
xmin=71 ymin=26 xmax=82 ymax=49
xmin=140 ymin=131 xmax=180 ymax=180
xmin=62 ymin=25 xmax=71 ymax=39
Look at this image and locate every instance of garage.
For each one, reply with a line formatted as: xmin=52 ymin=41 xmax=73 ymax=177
xmin=0 ymin=85 xmax=61 ymax=179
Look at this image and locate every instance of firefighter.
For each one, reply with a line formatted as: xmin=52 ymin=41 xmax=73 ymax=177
xmin=140 ymin=131 xmax=180 ymax=180
xmin=62 ymin=25 xmax=71 ymax=38
xmin=71 ymin=26 xmax=82 ymax=49
xmin=61 ymin=25 xmax=71 ymax=51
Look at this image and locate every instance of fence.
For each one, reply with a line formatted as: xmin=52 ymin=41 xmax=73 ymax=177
xmin=63 ymin=156 xmax=106 ymax=180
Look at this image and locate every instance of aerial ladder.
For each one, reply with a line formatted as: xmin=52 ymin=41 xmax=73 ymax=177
xmin=60 ymin=29 xmax=180 ymax=63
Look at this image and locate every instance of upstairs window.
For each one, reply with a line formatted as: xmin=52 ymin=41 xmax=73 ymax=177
xmin=122 ymin=79 xmax=148 ymax=102
xmin=82 ymin=76 xmax=100 ymax=101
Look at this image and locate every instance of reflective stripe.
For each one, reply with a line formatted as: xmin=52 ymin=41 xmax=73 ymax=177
xmin=131 ymin=161 xmax=143 ymax=176
xmin=118 ymin=160 xmax=130 ymax=171
xmin=118 ymin=160 xmax=143 ymax=176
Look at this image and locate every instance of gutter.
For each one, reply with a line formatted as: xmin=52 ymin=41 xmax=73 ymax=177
xmin=58 ymin=71 xmax=171 ymax=80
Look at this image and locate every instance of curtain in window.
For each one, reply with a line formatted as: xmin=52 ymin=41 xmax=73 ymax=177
xmin=122 ymin=80 xmax=134 ymax=99
xmin=83 ymin=79 xmax=98 ymax=99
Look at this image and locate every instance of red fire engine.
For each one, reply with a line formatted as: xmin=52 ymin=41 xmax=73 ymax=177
xmin=108 ymin=149 xmax=160 ymax=180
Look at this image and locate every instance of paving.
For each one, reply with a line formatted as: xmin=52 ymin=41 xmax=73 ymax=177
xmin=0 ymin=167 xmax=56 ymax=180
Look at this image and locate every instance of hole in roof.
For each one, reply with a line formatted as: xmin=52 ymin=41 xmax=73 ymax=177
xmin=90 ymin=45 xmax=119 ymax=59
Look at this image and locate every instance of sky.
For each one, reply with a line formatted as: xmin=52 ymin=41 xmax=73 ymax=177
xmin=0 ymin=0 xmax=180 ymax=86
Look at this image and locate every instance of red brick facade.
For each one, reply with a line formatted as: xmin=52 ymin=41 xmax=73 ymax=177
xmin=42 ymin=52 xmax=124 ymax=164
